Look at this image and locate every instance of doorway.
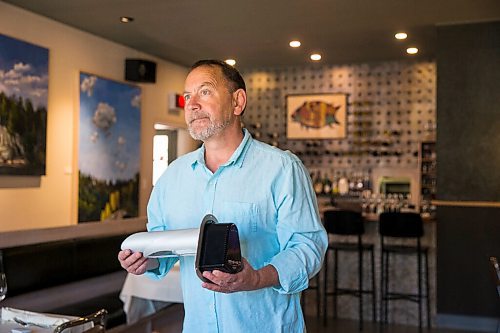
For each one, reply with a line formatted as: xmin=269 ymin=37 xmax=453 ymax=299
xmin=152 ymin=127 xmax=177 ymax=186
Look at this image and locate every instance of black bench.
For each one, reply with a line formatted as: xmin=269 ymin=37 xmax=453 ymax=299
xmin=0 ymin=234 xmax=128 ymax=328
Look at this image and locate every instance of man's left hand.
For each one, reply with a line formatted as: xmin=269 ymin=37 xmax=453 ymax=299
xmin=201 ymin=258 xmax=278 ymax=293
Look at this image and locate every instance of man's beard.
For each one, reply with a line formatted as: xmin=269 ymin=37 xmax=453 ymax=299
xmin=187 ymin=111 xmax=233 ymax=141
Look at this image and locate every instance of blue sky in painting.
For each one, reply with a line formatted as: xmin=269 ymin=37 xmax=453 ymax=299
xmin=0 ymin=33 xmax=48 ymax=109
xmin=79 ymin=73 xmax=141 ymax=182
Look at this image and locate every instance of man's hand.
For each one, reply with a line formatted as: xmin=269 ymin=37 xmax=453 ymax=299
xmin=118 ymin=249 xmax=149 ymax=275
xmin=201 ymin=258 xmax=279 ymax=293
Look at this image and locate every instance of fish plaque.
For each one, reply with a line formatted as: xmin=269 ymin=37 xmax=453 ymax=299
xmin=286 ymin=93 xmax=347 ymax=139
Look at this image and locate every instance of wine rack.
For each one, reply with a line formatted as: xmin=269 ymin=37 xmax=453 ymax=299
xmin=419 ymin=141 xmax=437 ymax=202
xmin=241 ymin=60 xmax=436 ymax=172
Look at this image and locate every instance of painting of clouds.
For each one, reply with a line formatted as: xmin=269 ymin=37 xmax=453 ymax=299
xmin=78 ymin=72 xmax=141 ymax=223
xmin=0 ymin=33 xmax=48 ymax=175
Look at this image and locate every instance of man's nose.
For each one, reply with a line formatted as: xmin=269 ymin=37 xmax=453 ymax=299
xmin=185 ymin=94 xmax=200 ymax=111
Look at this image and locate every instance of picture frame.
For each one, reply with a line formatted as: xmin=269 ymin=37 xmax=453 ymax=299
xmin=286 ymin=93 xmax=347 ymax=139
xmin=78 ymin=72 xmax=141 ymax=222
xmin=0 ymin=33 xmax=48 ymax=176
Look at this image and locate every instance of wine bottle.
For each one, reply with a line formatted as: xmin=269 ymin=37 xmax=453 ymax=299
xmin=338 ymin=173 xmax=349 ymax=196
xmin=331 ymin=173 xmax=339 ymax=196
xmin=322 ymin=172 xmax=332 ymax=195
xmin=313 ymin=171 xmax=324 ymax=195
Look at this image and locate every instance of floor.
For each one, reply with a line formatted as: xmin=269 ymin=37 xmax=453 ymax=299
xmin=118 ymin=302 xmax=483 ymax=333
xmin=302 ymin=290 xmax=483 ymax=333
xmin=305 ymin=315 xmax=481 ymax=333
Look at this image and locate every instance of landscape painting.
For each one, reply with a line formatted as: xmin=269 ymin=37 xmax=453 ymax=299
xmin=0 ymin=33 xmax=48 ymax=175
xmin=79 ymin=72 xmax=141 ymax=222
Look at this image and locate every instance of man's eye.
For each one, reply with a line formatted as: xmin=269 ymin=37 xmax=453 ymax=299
xmin=184 ymin=94 xmax=190 ymax=101
xmin=201 ymin=89 xmax=210 ymax=96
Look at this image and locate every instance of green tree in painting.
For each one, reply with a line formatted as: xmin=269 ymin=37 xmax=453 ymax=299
xmin=78 ymin=171 xmax=139 ymax=222
xmin=0 ymin=93 xmax=47 ymax=175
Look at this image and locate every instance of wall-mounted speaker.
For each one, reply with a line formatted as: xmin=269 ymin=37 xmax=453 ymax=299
xmin=125 ymin=59 xmax=157 ymax=83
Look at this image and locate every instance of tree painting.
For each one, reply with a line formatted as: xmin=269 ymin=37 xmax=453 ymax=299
xmin=79 ymin=73 xmax=141 ymax=222
xmin=0 ymin=33 xmax=48 ymax=175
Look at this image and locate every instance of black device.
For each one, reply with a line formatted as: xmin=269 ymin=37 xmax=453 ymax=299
xmin=195 ymin=214 xmax=243 ymax=282
xmin=125 ymin=58 xmax=157 ymax=83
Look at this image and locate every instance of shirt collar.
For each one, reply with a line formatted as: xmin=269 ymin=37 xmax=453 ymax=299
xmin=190 ymin=128 xmax=253 ymax=170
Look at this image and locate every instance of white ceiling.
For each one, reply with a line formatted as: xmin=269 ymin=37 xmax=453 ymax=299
xmin=3 ymin=0 xmax=500 ymax=69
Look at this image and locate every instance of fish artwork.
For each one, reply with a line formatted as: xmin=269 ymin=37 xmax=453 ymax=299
xmin=291 ymin=101 xmax=342 ymax=129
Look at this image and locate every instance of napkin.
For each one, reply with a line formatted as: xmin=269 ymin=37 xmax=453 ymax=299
xmin=1 ymin=307 xmax=69 ymax=328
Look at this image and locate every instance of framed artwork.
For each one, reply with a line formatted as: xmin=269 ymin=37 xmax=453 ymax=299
xmin=78 ymin=72 xmax=141 ymax=222
xmin=286 ymin=93 xmax=347 ymax=139
xmin=0 ymin=33 xmax=48 ymax=175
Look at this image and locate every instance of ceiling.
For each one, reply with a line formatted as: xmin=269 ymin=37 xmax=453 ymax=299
xmin=3 ymin=0 xmax=500 ymax=69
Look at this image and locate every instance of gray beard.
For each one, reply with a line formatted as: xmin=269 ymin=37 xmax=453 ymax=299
xmin=188 ymin=117 xmax=232 ymax=141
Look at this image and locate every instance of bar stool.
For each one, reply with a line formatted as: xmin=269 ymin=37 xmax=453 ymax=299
xmin=301 ymin=274 xmax=321 ymax=317
xmin=379 ymin=212 xmax=430 ymax=328
xmin=323 ymin=209 xmax=376 ymax=330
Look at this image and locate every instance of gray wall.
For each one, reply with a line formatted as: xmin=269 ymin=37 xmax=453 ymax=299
xmin=436 ymin=21 xmax=500 ymax=318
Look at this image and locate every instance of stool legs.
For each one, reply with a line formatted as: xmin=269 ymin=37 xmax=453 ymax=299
xmin=358 ymin=246 xmax=363 ymax=330
xmin=380 ymin=248 xmax=431 ymax=328
xmin=333 ymin=248 xmax=339 ymax=318
xmin=316 ymin=273 xmax=321 ymax=318
xmin=425 ymin=252 xmax=431 ymax=328
xmin=371 ymin=248 xmax=376 ymax=322
xmin=418 ymin=249 xmax=423 ymax=328
xmin=324 ymin=246 xmax=376 ymax=330
xmin=323 ymin=250 xmax=329 ymax=326
xmin=384 ymin=250 xmax=390 ymax=324
xmin=300 ymin=273 xmax=321 ymax=317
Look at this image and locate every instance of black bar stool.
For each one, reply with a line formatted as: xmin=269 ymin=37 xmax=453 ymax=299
xmin=301 ymin=274 xmax=321 ymax=317
xmin=379 ymin=212 xmax=431 ymax=328
xmin=323 ymin=209 xmax=376 ymax=330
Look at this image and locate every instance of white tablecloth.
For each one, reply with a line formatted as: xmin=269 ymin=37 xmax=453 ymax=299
xmin=119 ymin=263 xmax=183 ymax=316
xmin=0 ymin=308 xmax=92 ymax=333
xmin=0 ymin=320 xmax=53 ymax=333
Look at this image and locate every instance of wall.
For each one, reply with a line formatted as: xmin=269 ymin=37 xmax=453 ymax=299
xmin=242 ymin=60 xmax=436 ymax=208
xmin=0 ymin=2 xmax=194 ymax=232
xmin=436 ymin=21 xmax=500 ymax=331
xmin=241 ymin=61 xmax=438 ymax=326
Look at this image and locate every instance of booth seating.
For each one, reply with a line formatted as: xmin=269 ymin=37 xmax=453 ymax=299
xmin=0 ymin=234 xmax=129 ymax=329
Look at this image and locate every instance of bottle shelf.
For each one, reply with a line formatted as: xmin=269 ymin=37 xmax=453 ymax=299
xmin=419 ymin=141 xmax=437 ymax=210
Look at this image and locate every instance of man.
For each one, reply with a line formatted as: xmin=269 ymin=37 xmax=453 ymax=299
xmin=118 ymin=60 xmax=327 ymax=332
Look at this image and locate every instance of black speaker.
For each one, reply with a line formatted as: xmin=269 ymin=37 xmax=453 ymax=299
xmin=125 ymin=59 xmax=156 ymax=83
xmin=195 ymin=214 xmax=243 ymax=282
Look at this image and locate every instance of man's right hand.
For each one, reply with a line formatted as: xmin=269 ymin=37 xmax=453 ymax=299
xmin=118 ymin=249 xmax=149 ymax=275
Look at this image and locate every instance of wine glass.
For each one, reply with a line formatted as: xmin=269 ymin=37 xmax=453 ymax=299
xmin=0 ymin=272 xmax=7 ymax=301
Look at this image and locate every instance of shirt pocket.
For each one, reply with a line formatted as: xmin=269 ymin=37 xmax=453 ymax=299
xmin=220 ymin=201 xmax=259 ymax=233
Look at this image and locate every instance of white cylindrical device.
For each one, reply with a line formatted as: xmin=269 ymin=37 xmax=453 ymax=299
xmin=121 ymin=228 xmax=200 ymax=258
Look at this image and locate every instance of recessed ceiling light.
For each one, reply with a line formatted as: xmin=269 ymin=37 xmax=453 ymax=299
xmin=395 ymin=32 xmax=408 ymax=40
xmin=310 ymin=53 xmax=322 ymax=61
xmin=289 ymin=40 xmax=301 ymax=48
xmin=120 ymin=16 xmax=134 ymax=23
xmin=225 ymin=59 xmax=236 ymax=66
xmin=406 ymin=47 xmax=418 ymax=55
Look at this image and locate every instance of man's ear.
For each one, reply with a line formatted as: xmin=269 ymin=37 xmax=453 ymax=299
xmin=232 ymin=89 xmax=247 ymax=116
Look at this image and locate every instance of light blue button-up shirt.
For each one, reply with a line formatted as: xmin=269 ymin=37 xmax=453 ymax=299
xmin=145 ymin=129 xmax=327 ymax=333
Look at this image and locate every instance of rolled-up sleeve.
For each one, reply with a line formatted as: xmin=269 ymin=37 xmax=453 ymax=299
xmin=270 ymin=158 xmax=328 ymax=294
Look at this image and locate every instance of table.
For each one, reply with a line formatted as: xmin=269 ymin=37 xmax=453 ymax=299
xmin=120 ymin=262 xmax=183 ymax=304
xmin=119 ymin=262 xmax=183 ymax=324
